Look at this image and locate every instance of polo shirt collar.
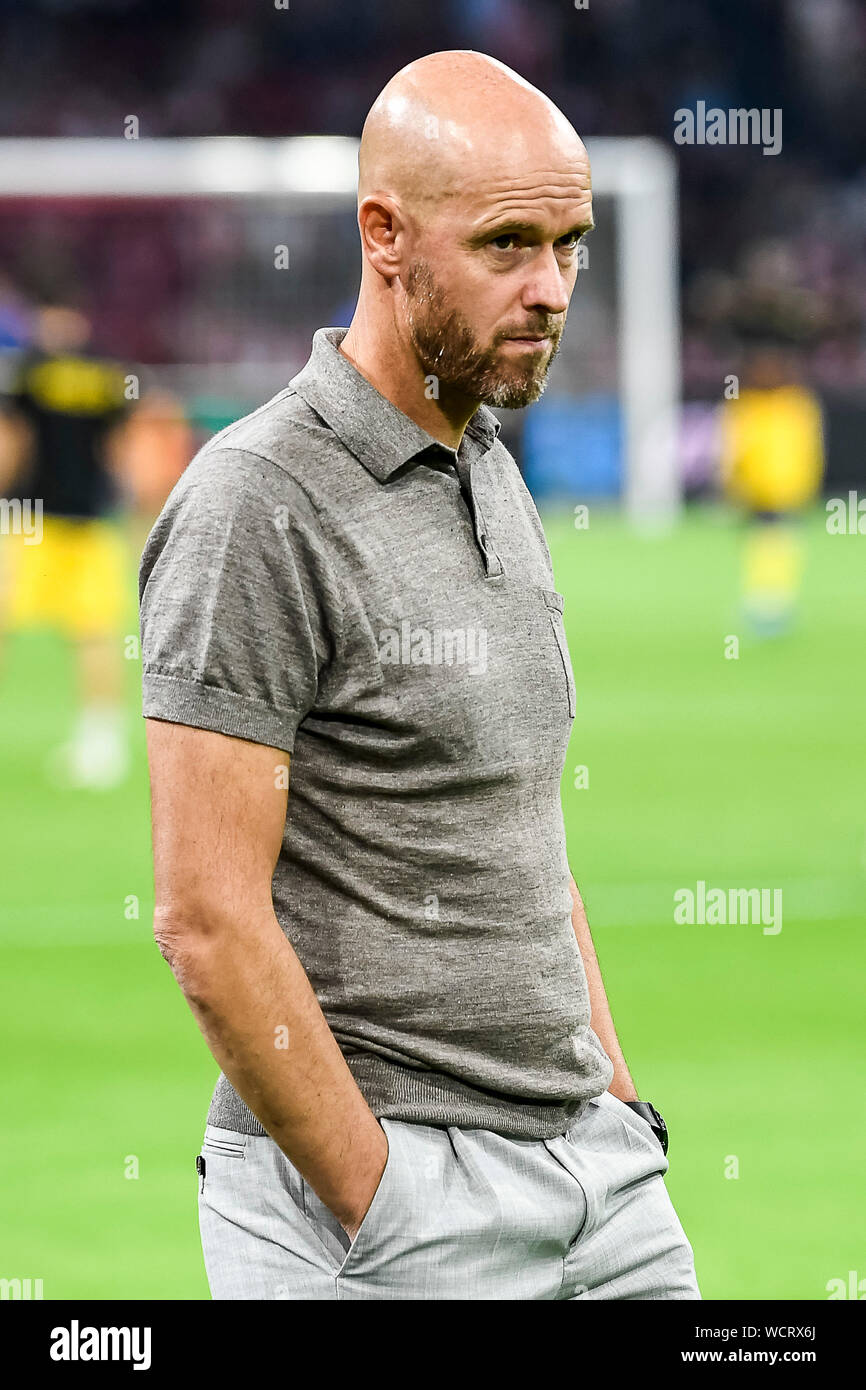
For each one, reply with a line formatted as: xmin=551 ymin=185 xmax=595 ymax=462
xmin=290 ymin=326 xmax=501 ymax=482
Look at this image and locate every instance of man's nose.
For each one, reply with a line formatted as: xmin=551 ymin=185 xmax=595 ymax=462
xmin=520 ymin=245 xmax=571 ymax=317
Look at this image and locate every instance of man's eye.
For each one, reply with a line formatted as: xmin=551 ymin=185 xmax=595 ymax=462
xmin=488 ymin=231 xmax=583 ymax=252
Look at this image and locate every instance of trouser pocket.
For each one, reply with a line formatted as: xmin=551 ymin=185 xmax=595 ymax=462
xmin=300 ymin=1120 xmax=398 ymax=1278
xmin=606 ymin=1093 xmax=668 ymax=1161
xmin=197 ymin=1126 xmax=248 ymax=1193
xmin=265 ymin=1119 xmax=400 ymax=1277
xmin=201 ymin=1131 xmax=246 ymax=1160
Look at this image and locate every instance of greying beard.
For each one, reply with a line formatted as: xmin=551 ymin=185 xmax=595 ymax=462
xmin=404 ymin=259 xmax=561 ymax=408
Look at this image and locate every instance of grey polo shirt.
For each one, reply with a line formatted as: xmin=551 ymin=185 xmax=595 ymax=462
xmin=139 ymin=326 xmax=614 ymax=1140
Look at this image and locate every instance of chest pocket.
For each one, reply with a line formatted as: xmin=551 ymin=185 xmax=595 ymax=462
xmin=542 ymin=589 xmax=577 ymax=719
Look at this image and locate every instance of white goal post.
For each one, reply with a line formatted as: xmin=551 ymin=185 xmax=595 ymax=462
xmin=0 ymin=135 xmax=680 ymax=522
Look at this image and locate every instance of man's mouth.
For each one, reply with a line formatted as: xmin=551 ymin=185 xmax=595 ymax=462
xmin=503 ymin=334 xmax=552 ymax=350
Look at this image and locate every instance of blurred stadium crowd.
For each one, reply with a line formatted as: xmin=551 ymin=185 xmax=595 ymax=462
xmin=0 ymin=0 xmax=864 ymax=498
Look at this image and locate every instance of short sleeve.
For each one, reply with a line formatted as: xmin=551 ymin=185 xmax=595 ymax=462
xmin=138 ymin=446 xmax=342 ymax=753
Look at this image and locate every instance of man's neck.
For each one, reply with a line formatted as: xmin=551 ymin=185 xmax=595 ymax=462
xmin=339 ymin=325 xmax=477 ymax=453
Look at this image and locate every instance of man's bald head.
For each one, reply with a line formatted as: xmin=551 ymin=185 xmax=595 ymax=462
xmin=358 ymin=50 xmax=587 ymax=217
xmin=344 ymin=51 xmax=592 ymax=415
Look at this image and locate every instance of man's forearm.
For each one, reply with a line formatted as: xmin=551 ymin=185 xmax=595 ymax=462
xmin=568 ymin=876 xmax=639 ymax=1101
xmin=155 ymin=903 xmax=386 ymax=1237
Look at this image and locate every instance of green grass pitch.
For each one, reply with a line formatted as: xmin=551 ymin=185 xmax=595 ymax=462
xmin=0 ymin=503 xmax=862 ymax=1299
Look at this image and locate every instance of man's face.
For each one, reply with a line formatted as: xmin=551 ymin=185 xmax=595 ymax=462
xmin=403 ymin=160 xmax=593 ymax=409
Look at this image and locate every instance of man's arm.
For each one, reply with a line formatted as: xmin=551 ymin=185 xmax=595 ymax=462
xmin=568 ymin=875 xmax=639 ymax=1102
xmin=145 ymin=717 xmax=387 ymax=1240
xmin=0 ymin=406 xmax=32 ymax=494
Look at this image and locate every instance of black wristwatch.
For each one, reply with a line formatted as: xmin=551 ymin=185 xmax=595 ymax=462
xmin=624 ymin=1101 xmax=668 ymax=1155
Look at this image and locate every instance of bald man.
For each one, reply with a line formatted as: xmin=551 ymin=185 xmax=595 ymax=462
xmin=140 ymin=51 xmax=700 ymax=1300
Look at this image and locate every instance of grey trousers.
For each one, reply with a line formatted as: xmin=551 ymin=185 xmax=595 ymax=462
xmin=197 ymin=1089 xmax=701 ymax=1300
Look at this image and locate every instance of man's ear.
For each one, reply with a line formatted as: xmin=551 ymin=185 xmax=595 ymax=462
xmin=358 ymin=195 xmax=405 ymax=281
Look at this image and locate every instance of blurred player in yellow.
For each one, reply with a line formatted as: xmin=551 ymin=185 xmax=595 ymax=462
xmin=720 ymin=344 xmax=824 ymax=634
xmin=0 ymin=300 xmax=132 ymax=787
